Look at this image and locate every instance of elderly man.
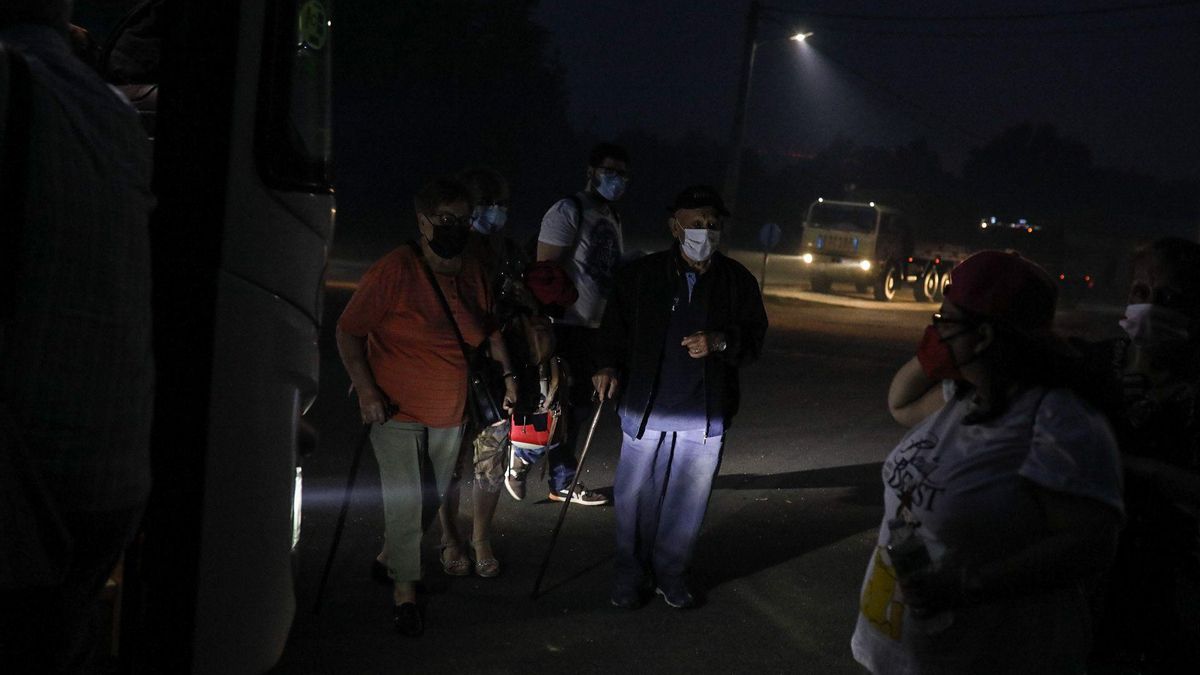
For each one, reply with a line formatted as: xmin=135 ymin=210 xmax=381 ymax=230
xmin=593 ymin=185 xmax=768 ymax=609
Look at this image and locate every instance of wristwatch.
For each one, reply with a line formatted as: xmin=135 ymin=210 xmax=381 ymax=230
xmin=716 ymin=337 xmax=728 ymax=353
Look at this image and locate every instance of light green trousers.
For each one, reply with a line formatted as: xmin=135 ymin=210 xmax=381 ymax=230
xmin=370 ymin=420 xmax=466 ymax=582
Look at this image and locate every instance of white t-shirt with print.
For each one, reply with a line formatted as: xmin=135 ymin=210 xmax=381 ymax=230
xmin=850 ymin=383 xmax=1123 ymax=675
xmin=537 ymin=191 xmax=624 ymax=328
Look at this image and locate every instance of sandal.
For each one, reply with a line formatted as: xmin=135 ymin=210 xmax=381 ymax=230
xmin=470 ymin=540 xmax=500 ymax=578
xmin=439 ymin=543 xmax=471 ymax=577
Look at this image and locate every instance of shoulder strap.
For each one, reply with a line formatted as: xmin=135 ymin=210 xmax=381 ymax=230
xmin=406 ymin=241 xmax=474 ymax=361
xmin=567 ymin=194 xmax=583 ymax=222
xmin=566 ymin=193 xmax=584 ymax=253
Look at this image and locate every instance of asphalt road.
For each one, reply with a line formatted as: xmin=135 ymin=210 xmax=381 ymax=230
xmin=271 ymin=275 xmax=1122 ymax=675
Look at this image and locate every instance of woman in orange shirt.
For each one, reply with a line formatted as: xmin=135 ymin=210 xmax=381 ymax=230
xmin=336 ymin=176 xmax=516 ymax=637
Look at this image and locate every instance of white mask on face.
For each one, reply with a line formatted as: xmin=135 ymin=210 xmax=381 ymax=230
xmin=680 ymin=228 xmax=720 ymax=262
xmin=1119 ymin=303 xmax=1192 ymax=347
xmin=470 ymin=205 xmax=508 ymax=234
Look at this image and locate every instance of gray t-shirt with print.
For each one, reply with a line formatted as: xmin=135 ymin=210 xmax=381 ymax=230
xmin=537 ymin=191 xmax=623 ymax=328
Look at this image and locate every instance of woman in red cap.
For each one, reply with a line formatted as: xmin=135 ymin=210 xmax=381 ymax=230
xmin=851 ymin=250 xmax=1124 ymax=674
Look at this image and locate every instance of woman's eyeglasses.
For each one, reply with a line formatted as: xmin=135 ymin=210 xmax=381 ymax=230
xmin=425 ymin=212 xmax=471 ymax=229
xmin=931 ymin=313 xmax=974 ymax=327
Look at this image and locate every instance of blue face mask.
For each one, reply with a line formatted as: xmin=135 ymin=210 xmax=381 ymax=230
xmin=595 ymin=173 xmax=627 ymax=202
xmin=471 ymin=205 xmax=508 ymax=234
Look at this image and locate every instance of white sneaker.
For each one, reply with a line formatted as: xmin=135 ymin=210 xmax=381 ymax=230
xmin=547 ymin=483 xmax=609 ymax=506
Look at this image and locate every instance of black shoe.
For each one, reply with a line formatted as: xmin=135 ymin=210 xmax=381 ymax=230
xmin=610 ymin=583 xmax=645 ymax=610
xmin=655 ymin=581 xmax=699 ymax=609
xmin=371 ymin=559 xmax=391 ymax=586
xmin=392 ymin=602 xmax=423 ymax=637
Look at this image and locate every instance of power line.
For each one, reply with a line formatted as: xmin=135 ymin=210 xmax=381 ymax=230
xmin=761 ymin=0 xmax=1200 ymax=23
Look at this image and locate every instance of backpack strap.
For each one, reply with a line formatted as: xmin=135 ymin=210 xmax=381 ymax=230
xmin=565 ymin=193 xmax=584 ymax=253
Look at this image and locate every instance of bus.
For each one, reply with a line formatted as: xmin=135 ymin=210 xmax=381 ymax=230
xmin=82 ymin=1 xmax=334 ymax=671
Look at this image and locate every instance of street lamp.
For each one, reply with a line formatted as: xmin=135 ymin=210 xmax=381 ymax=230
xmin=723 ymin=0 xmax=810 ymax=232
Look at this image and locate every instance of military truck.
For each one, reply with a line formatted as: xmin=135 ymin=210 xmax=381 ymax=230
xmin=799 ymin=199 xmax=1065 ymax=303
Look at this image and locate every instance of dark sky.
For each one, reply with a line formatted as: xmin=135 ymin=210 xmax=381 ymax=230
xmin=535 ymin=0 xmax=1200 ymax=181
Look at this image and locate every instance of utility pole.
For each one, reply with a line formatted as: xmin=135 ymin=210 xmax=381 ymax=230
xmin=723 ymin=0 xmax=762 ymax=237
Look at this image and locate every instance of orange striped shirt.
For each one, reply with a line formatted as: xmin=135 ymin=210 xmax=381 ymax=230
xmin=338 ymin=245 xmax=494 ymax=427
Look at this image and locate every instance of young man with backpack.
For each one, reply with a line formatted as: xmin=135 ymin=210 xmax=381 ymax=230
xmin=506 ymin=142 xmax=629 ymax=506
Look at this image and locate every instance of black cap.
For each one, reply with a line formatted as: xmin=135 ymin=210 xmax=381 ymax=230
xmin=669 ymin=185 xmax=730 ymax=216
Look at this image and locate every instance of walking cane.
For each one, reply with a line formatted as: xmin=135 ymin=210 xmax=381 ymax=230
xmin=530 ymin=398 xmax=606 ymax=600
xmin=312 ymin=422 xmax=372 ymax=614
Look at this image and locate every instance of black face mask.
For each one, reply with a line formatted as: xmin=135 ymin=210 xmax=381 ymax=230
xmin=427 ymin=224 xmax=469 ymax=259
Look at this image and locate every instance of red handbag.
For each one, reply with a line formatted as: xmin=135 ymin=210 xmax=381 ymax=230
xmin=510 ymin=411 xmax=556 ymax=450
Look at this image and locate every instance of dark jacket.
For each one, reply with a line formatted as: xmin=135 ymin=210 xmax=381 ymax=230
xmin=596 ymin=247 xmax=768 ymax=439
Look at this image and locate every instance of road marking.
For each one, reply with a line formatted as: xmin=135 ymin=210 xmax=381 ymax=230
xmin=765 ymin=287 xmax=933 ymax=312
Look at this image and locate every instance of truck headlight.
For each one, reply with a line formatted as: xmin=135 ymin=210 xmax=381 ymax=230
xmin=802 ymin=253 xmax=814 ymax=264
xmin=859 ymin=260 xmax=872 ymax=271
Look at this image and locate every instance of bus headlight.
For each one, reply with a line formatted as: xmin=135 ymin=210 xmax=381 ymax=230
xmin=859 ymin=260 xmax=872 ymax=271
xmin=802 ymin=253 xmax=814 ymax=264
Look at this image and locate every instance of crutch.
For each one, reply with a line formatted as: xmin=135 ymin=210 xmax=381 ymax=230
xmin=312 ymin=422 xmax=372 ymax=614
xmin=530 ymin=398 xmax=606 ymax=600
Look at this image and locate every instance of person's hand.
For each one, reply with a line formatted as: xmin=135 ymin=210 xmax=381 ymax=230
xmin=681 ymin=331 xmax=725 ymax=359
xmin=503 ymin=376 xmax=519 ymax=414
xmin=356 ymin=384 xmax=391 ymax=425
xmin=592 ymin=368 xmax=620 ymax=402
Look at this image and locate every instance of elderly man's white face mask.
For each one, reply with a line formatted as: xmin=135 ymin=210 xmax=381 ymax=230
xmin=680 ymin=228 xmax=720 ymax=262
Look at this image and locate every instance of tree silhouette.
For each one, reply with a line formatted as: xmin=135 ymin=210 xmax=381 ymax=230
xmin=333 ymin=0 xmax=575 ymax=257
xmin=962 ymin=123 xmax=1093 ymax=222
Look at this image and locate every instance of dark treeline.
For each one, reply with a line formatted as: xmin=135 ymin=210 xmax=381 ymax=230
xmin=71 ymin=0 xmax=1198 ymax=267
xmin=331 ymin=0 xmax=1197 ymax=278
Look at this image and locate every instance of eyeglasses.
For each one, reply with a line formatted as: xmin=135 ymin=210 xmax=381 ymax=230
xmin=1129 ymin=282 xmax=1185 ymax=308
xmin=595 ymin=166 xmax=630 ymax=179
xmin=931 ymin=313 xmax=972 ymax=327
xmin=677 ymin=218 xmax=723 ymax=231
xmin=424 ymin=212 xmax=471 ymax=229
xmin=931 ymin=313 xmax=980 ymax=343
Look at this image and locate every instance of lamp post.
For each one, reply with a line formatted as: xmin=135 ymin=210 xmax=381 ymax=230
xmin=723 ymin=0 xmax=810 ymax=233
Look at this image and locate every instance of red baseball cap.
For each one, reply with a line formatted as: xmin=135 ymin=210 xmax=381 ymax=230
xmin=944 ymin=250 xmax=1057 ymax=332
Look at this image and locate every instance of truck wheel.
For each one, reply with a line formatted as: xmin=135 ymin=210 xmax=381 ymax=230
xmin=873 ymin=264 xmax=898 ymax=302
xmin=810 ymin=275 xmax=832 ymax=293
xmin=934 ymin=269 xmax=950 ymax=301
xmin=913 ymin=267 xmax=938 ymax=303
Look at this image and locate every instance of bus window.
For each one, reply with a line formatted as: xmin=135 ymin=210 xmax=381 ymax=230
xmin=257 ymin=0 xmax=333 ymax=192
